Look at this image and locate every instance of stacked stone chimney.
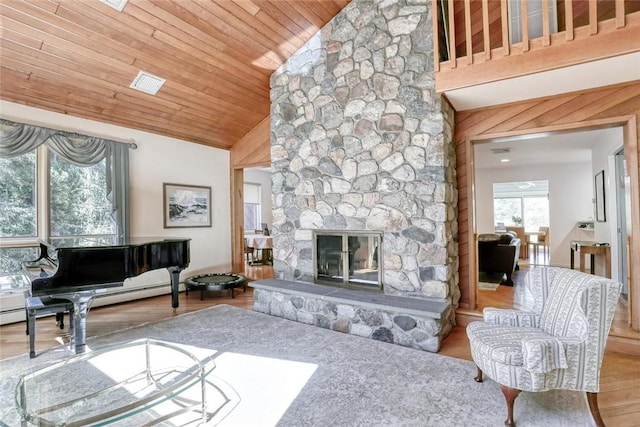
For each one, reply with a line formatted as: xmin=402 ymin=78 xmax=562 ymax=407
xmin=269 ymin=0 xmax=459 ymax=311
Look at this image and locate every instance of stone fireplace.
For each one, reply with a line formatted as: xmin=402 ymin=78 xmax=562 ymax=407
xmin=255 ymin=0 xmax=459 ymax=351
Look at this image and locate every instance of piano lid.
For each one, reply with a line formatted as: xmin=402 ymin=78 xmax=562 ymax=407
xmin=43 ymin=236 xmax=191 ymax=249
xmin=28 ymin=236 xmax=191 ymax=297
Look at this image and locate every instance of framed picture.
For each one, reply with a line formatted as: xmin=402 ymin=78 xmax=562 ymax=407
xmin=163 ymin=183 xmax=212 ymax=228
xmin=594 ymin=170 xmax=606 ymax=222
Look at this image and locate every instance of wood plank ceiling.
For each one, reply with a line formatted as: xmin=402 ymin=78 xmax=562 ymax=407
xmin=0 ymin=0 xmax=350 ymax=149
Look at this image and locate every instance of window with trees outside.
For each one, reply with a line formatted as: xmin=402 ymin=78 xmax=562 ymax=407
xmin=493 ymin=180 xmax=549 ymax=231
xmin=243 ymin=183 xmax=261 ymax=233
xmin=0 ymin=146 xmax=116 ymax=261
xmin=1 ymin=119 xmax=130 ymax=291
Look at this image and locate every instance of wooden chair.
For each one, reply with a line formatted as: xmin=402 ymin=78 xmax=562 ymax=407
xmin=244 ymin=239 xmax=255 ymax=264
xmin=530 ymin=226 xmax=549 ymax=262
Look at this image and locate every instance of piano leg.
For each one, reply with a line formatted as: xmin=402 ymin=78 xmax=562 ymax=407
xmin=66 ymin=291 xmax=96 ymax=354
xmin=72 ymin=302 xmax=89 ymax=353
xmin=168 ymin=267 xmax=182 ymax=312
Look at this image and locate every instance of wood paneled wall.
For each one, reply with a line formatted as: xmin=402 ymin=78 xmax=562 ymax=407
xmin=229 ymin=116 xmax=271 ymax=273
xmin=229 ymin=116 xmax=271 ymax=168
xmin=453 ymin=81 xmax=640 ymax=331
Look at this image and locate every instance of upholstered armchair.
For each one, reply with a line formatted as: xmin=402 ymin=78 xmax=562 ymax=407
xmin=467 ymin=267 xmax=621 ymax=427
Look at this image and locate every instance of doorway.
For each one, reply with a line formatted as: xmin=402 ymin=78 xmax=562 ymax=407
xmin=471 ymin=125 xmax=638 ymax=338
xmin=240 ymin=166 xmax=274 ymax=280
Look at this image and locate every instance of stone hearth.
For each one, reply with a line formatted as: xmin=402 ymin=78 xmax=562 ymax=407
xmin=252 ymin=279 xmax=452 ymax=352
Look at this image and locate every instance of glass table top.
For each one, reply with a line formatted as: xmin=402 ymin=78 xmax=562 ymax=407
xmin=16 ymin=338 xmax=217 ymax=426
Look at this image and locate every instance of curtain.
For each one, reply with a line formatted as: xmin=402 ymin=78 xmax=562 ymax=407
xmin=0 ymin=119 xmax=55 ymax=157
xmin=0 ymin=119 xmax=133 ymax=238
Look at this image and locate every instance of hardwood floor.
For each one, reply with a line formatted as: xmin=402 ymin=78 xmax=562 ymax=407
xmin=477 ymin=261 xmax=640 ymax=341
xmin=1 ymin=265 xmax=638 ymax=426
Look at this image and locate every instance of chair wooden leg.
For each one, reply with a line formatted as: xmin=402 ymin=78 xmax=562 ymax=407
xmin=474 ymin=366 xmax=483 ymax=382
xmin=587 ymin=392 xmax=605 ymax=427
xmin=499 ymin=385 xmax=521 ymax=427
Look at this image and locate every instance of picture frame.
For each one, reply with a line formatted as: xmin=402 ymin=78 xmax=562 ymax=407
xmin=594 ymin=170 xmax=606 ymax=222
xmin=163 ymin=183 xmax=212 ymax=228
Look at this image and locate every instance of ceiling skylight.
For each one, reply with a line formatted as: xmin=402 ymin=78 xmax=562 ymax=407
xmin=129 ymin=71 xmax=166 ymax=96
xmin=99 ymin=0 xmax=128 ymax=12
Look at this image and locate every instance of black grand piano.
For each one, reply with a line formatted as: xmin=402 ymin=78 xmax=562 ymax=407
xmin=23 ymin=236 xmax=190 ymax=354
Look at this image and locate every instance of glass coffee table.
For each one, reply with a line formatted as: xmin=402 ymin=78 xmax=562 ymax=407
xmin=15 ymin=338 xmax=218 ymax=426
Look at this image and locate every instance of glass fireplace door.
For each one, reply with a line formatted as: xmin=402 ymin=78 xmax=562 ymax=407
xmin=314 ymin=231 xmax=382 ymax=291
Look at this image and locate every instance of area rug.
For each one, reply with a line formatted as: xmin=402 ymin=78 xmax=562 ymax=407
xmin=0 ymin=305 xmax=595 ymax=426
xmin=478 ymin=271 xmax=505 ymax=291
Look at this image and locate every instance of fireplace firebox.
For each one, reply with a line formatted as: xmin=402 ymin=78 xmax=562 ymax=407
xmin=313 ymin=231 xmax=382 ymax=291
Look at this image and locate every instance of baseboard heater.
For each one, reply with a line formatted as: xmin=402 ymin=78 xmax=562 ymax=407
xmin=0 ymin=281 xmax=183 ymax=324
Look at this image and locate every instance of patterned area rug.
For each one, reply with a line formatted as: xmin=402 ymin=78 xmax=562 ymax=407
xmin=0 ymin=305 xmax=594 ymax=426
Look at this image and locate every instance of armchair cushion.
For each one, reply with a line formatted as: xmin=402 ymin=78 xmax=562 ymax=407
xmin=483 ymin=308 xmax=539 ymax=328
xmin=467 ymin=322 xmax=556 ymax=367
xmin=521 ymin=336 xmax=568 ymax=373
xmin=539 ymin=271 xmax=591 ymax=340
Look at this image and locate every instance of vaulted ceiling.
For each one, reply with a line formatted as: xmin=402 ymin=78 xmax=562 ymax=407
xmin=0 ymin=0 xmax=350 ymax=149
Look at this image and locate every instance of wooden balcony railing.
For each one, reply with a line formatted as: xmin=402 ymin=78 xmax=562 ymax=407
xmin=433 ymin=0 xmax=640 ymax=92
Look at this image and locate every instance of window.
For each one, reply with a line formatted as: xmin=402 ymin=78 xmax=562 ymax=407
xmin=0 ymin=147 xmax=115 ymax=243
xmin=243 ymin=183 xmax=261 ymax=233
xmin=2 ymin=121 xmax=134 ymax=284
xmin=0 ymin=150 xmax=37 ymax=238
xmin=0 ymin=119 xmax=130 ymax=291
xmin=508 ymin=0 xmax=558 ymax=44
xmin=493 ymin=180 xmax=549 ymax=231
xmin=49 ymin=151 xmax=115 ymax=237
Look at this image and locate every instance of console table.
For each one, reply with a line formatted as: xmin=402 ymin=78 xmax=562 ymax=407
xmin=570 ymin=240 xmax=611 ymax=278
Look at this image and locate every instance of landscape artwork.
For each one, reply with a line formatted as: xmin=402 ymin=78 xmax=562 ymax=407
xmin=163 ymin=183 xmax=212 ymax=228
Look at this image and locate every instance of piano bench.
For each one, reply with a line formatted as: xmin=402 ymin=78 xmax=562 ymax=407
xmin=25 ymin=296 xmax=74 ymax=359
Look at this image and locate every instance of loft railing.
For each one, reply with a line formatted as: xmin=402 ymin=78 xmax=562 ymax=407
xmin=433 ymin=0 xmax=640 ymax=91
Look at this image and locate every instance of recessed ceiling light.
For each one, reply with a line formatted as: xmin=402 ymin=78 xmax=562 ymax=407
xmin=500 ymin=158 xmax=510 ymax=163
xmin=130 ymin=71 xmax=166 ymax=95
xmin=99 ymin=0 xmax=128 ymax=12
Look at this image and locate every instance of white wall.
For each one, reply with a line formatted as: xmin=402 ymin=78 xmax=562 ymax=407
xmin=475 ymin=162 xmax=593 ymax=268
xmin=590 ymin=128 xmax=624 ymax=280
xmin=244 ymin=168 xmax=272 ymax=230
xmin=1 ymin=101 xmax=231 ymax=299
